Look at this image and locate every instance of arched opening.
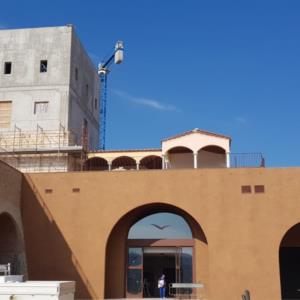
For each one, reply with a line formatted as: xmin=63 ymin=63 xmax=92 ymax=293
xmin=166 ymin=147 xmax=193 ymax=169
xmin=279 ymin=223 xmax=300 ymax=299
xmin=0 ymin=213 xmax=23 ymax=275
xmin=139 ymin=156 xmax=162 ymax=170
xmin=197 ymin=146 xmax=226 ymax=168
xmin=105 ymin=203 xmax=208 ymax=299
xmin=85 ymin=157 xmax=108 ymax=171
xmin=112 ymin=156 xmax=137 ymax=170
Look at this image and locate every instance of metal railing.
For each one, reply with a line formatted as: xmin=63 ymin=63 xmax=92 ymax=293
xmin=229 ymin=153 xmax=265 ymax=168
xmin=0 ymin=124 xmax=80 ymax=152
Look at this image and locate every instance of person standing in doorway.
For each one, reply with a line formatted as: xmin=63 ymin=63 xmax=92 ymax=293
xmin=158 ymin=274 xmax=166 ymax=298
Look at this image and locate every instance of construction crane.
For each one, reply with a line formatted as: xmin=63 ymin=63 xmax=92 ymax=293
xmin=98 ymin=41 xmax=124 ymax=150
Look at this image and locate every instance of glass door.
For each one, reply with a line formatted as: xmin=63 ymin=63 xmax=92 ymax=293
xmin=127 ymin=248 xmax=143 ymax=298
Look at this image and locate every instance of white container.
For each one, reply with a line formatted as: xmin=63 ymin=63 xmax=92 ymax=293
xmin=0 ymin=275 xmax=23 ymax=283
xmin=0 ymin=281 xmax=75 ymax=300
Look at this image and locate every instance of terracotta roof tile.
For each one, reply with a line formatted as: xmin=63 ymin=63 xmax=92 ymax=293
xmin=161 ymin=128 xmax=231 ymax=142
xmin=90 ymin=148 xmax=161 ymax=154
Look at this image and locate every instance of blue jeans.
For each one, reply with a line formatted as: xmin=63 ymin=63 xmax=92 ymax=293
xmin=160 ymin=287 xmax=166 ymax=298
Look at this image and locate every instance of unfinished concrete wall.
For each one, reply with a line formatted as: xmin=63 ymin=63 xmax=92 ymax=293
xmin=0 ymin=160 xmax=26 ymax=276
xmin=69 ymin=28 xmax=99 ymax=150
xmin=0 ymin=26 xmax=72 ymax=132
xmin=0 ymin=25 xmax=99 ymax=150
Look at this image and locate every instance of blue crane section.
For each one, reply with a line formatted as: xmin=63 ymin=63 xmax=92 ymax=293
xmin=98 ymin=41 xmax=124 ymax=150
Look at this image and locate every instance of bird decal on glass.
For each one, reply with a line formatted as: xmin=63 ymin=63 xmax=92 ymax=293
xmin=151 ymin=224 xmax=171 ymax=230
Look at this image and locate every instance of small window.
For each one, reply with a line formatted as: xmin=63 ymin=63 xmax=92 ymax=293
xmin=86 ymin=84 xmax=89 ymax=96
xmin=75 ymin=67 xmax=78 ymax=81
xmin=4 ymin=62 xmax=12 ymax=74
xmin=241 ymin=185 xmax=251 ymax=194
xmin=94 ymin=98 xmax=98 ymax=110
xmin=34 ymin=101 xmax=49 ymax=114
xmin=254 ymin=185 xmax=265 ymax=194
xmin=40 ymin=60 xmax=48 ymax=73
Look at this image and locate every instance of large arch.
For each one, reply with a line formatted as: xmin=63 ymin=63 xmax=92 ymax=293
xmin=197 ymin=145 xmax=226 ymax=168
xmin=279 ymin=223 xmax=300 ymax=299
xmin=112 ymin=156 xmax=137 ymax=170
xmin=139 ymin=155 xmax=162 ymax=170
xmin=85 ymin=157 xmax=109 ymax=171
xmin=166 ymin=146 xmax=193 ymax=169
xmin=105 ymin=203 xmax=209 ymax=299
xmin=0 ymin=212 xmax=24 ymax=275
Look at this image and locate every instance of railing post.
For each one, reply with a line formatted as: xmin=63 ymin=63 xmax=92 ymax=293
xmin=226 ymin=152 xmax=230 ymax=168
xmin=193 ymin=152 xmax=198 ymax=169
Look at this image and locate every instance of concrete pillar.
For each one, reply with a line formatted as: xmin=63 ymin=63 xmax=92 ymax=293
xmin=162 ymin=155 xmax=166 ymax=169
xmin=226 ymin=152 xmax=230 ymax=168
xmin=108 ymin=163 xmax=112 ymax=171
xmin=136 ymin=162 xmax=140 ymax=170
xmin=193 ymin=152 xmax=198 ymax=169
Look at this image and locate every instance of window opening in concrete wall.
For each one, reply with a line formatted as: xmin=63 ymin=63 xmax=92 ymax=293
xmin=94 ymin=98 xmax=98 ymax=110
xmin=0 ymin=101 xmax=12 ymax=128
xmin=40 ymin=60 xmax=48 ymax=73
xmin=75 ymin=67 xmax=78 ymax=81
xmin=34 ymin=101 xmax=49 ymax=115
xmin=4 ymin=62 xmax=12 ymax=74
xmin=86 ymin=84 xmax=89 ymax=97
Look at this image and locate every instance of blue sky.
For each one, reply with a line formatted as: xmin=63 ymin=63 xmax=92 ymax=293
xmin=1 ymin=1 xmax=300 ymax=166
xmin=128 ymin=213 xmax=192 ymax=239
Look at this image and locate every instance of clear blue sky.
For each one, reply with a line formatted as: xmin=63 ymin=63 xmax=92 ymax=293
xmin=1 ymin=1 xmax=300 ymax=167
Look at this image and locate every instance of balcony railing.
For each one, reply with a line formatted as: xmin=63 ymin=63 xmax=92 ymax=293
xmin=229 ymin=153 xmax=265 ymax=168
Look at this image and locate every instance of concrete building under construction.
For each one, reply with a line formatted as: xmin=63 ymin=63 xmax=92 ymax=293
xmin=0 ymin=26 xmax=99 ymax=172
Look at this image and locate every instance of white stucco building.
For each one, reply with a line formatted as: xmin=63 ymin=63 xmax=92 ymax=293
xmin=86 ymin=129 xmax=233 ymax=171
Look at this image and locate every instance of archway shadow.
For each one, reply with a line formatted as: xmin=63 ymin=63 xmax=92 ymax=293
xmin=21 ymin=176 xmax=96 ymax=300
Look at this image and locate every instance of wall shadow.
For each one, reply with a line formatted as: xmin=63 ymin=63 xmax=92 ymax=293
xmin=21 ymin=175 xmax=96 ymax=300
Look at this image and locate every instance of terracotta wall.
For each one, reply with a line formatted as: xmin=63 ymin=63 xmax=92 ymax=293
xmin=0 ymin=160 xmax=27 ymax=276
xmin=20 ymin=167 xmax=300 ymax=300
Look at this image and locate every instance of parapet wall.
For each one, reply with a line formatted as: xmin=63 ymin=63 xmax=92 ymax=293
xmin=20 ymin=167 xmax=300 ymax=300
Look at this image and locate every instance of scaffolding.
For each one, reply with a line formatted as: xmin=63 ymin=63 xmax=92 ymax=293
xmin=0 ymin=123 xmax=87 ymax=173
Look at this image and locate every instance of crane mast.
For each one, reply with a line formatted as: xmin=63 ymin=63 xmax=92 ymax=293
xmin=98 ymin=41 xmax=124 ymax=150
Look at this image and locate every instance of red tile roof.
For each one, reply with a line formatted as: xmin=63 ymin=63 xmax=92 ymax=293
xmin=90 ymin=148 xmax=161 ymax=153
xmin=162 ymin=128 xmax=231 ymax=142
